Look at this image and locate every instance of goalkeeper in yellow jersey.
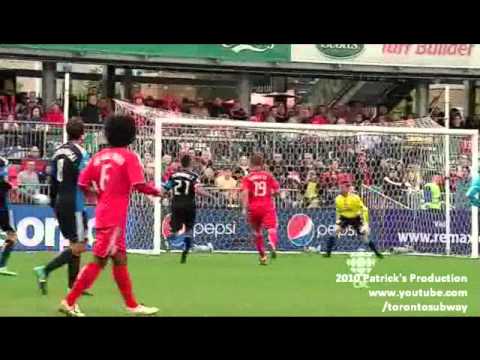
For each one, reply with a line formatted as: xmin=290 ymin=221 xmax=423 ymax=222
xmin=324 ymin=181 xmax=383 ymax=258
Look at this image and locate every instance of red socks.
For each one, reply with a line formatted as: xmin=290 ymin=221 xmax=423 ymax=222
xmin=65 ymin=262 xmax=138 ymax=309
xmin=255 ymin=232 xmax=266 ymax=257
xmin=112 ymin=264 xmax=138 ymax=308
xmin=268 ymin=228 xmax=278 ymax=250
xmin=66 ymin=263 xmax=102 ymax=306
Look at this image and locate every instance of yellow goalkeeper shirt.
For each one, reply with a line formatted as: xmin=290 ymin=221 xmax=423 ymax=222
xmin=335 ymin=193 xmax=369 ymax=224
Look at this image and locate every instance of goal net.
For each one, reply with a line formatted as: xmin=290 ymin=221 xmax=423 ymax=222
xmin=114 ymin=100 xmax=479 ymax=258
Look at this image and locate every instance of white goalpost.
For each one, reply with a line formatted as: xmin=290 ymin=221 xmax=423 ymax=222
xmin=114 ymin=100 xmax=479 ymax=259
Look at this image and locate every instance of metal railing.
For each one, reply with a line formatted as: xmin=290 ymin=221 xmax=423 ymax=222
xmin=8 ymin=184 xmax=51 ymax=205
xmin=0 ymin=121 xmax=64 ymax=160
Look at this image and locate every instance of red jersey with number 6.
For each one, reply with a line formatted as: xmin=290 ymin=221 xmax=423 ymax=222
xmin=78 ymin=147 xmax=145 ymax=229
xmin=241 ymin=170 xmax=279 ymax=212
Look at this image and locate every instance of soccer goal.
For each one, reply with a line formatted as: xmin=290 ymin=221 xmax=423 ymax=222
xmin=114 ymin=100 xmax=479 ymax=258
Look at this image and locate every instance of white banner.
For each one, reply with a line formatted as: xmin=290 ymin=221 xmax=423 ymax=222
xmin=292 ymin=44 xmax=480 ymax=68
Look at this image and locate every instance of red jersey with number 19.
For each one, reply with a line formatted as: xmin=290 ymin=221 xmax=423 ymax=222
xmin=78 ymin=147 xmax=145 ymax=229
xmin=241 ymin=170 xmax=279 ymax=212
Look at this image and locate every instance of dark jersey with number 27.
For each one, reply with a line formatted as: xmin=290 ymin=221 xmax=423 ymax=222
xmin=163 ymin=170 xmax=199 ymax=208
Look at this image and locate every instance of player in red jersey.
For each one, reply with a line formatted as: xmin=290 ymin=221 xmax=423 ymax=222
xmin=240 ymin=153 xmax=280 ymax=265
xmin=59 ymin=115 xmax=163 ymax=317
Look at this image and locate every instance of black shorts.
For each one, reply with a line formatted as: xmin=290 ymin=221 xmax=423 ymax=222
xmin=0 ymin=210 xmax=15 ymax=233
xmin=338 ymin=216 xmax=364 ymax=235
xmin=170 ymin=206 xmax=196 ymax=233
xmin=55 ymin=208 xmax=88 ymax=243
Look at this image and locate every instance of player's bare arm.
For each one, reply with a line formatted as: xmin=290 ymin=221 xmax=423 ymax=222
xmin=134 ymin=182 xmax=162 ymax=197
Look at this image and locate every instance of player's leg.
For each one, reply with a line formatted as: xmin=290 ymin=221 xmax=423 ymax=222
xmin=110 ymin=235 xmax=158 ymax=315
xmin=67 ymin=212 xmax=92 ymax=294
xmin=61 ymin=227 xmax=114 ymax=316
xmin=180 ymin=209 xmax=195 ymax=264
xmin=324 ymin=218 xmax=344 ymax=257
xmin=34 ymin=209 xmax=87 ymax=294
xmin=263 ymin=211 xmax=279 ymax=260
xmin=357 ymin=219 xmax=383 ymax=259
xmin=61 ymin=254 xmax=106 ymax=317
xmin=0 ymin=210 xmax=18 ymax=276
xmin=249 ymin=212 xmax=267 ymax=264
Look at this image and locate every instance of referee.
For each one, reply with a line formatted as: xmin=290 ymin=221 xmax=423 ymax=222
xmin=324 ymin=180 xmax=383 ymax=258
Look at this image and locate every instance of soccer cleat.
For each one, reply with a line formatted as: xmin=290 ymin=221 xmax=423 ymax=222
xmin=375 ymin=252 xmax=384 ymax=259
xmin=270 ymin=248 xmax=277 ymax=260
xmin=0 ymin=267 xmax=17 ymax=276
xmin=259 ymin=255 xmax=268 ymax=265
xmin=322 ymin=253 xmax=331 ymax=258
xmin=58 ymin=300 xmax=85 ymax=317
xmin=33 ymin=266 xmax=48 ymax=294
xmin=126 ymin=304 xmax=159 ymax=316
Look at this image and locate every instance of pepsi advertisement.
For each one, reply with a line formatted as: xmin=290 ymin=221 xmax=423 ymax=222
xmin=162 ymin=208 xmax=473 ymax=255
xmin=5 ymin=206 xmax=472 ymax=256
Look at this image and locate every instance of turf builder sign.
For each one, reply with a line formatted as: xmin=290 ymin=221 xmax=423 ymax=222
xmin=292 ymin=44 xmax=480 ymax=68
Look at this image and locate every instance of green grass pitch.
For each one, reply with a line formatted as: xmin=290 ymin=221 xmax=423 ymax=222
xmin=0 ymin=252 xmax=478 ymax=316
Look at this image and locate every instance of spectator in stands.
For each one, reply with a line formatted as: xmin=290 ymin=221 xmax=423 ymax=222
xmin=17 ymin=160 xmax=40 ymax=196
xmin=200 ymin=151 xmax=213 ymax=170
xmin=133 ymin=95 xmax=144 ymax=106
xmin=383 ymin=167 xmax=405 ymax=201
xmin=88 ymin=86 xmax=97 ymax=96
xmin=374 ymin=105 xmax=391 ymax=122
xmin=354 ymin=152 xmax=373 ymax=187
xmin=215 ymin=169 xmax=238 ymax=206
xmin=201 ymin=167 xmax=216 ymax=187
xmin=320 ymin=160 xmax=341 ymax=189
xmin=209 ymin=98 xmax=228 ymax=118
xmin=287 ymin=107 xmax=301 ymax=124
xmin=2 ymin=114 xmax=19 ymax=131
xmin=272 ymin=166 xmax=287 ymax=186
xmin=450 ymin=113 xmax=465 ymax=129
xmin=265 ymin=106 xmax=278 ymax=123
xmin=250 ymin=104 xmax=265 ymax=122
xmin=303 ymin=170 xmax=320 ymax=208
xmin=276 ymin=103 xmax=288 ymax=123
xmin=15 ymin=93 xmax=29 ymax=121
xmin=353 ymin=113 xmax=365 ymax=125
xmin=98 ymin=97 xmax=113 ymax=121
xmin=28 ymin=146 xmax=41 ymax=160
xmin=144 ymin=152 xmax=153 ymax=165
xmin=230 ymin=101 xmax=248 ymax=120
xmin=190 ymin=98 xmax=210 ymax=117
xmin=233 ymin=156 xmax=249 ymax=180
xmin=144 ymin=96 xmax=156 ymax=108
xmin=403 ymin=166 xmax=422 ymax=192
xmin=80 ymin=94 xmax=101 ymax=124
xmin=44 ymin=103 xmax=65 ymax=125
xmin=29 ymin=106 xmax=43 ymax=122
xmin=145 ymin=162 xmax=155 ymax=183
xmin=267 ymin=153 xmax=284 ymax=171
xmin=311 ymin=105 xmax=329 ymax=125
xmin=336 ymin=117 xmax=347 ymax=125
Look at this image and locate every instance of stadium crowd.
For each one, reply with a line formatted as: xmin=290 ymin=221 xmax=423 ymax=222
xmin=0 ymin=89 xmax=476 ymax=208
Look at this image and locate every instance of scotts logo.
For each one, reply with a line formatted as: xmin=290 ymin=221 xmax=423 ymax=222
xmin=316 ymin=44 xmax=364 ymax=59
xmin=287 ymin=214 xmax=314 ymax=247
xmin=222 ymin=44 xmax=274 ymax=53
